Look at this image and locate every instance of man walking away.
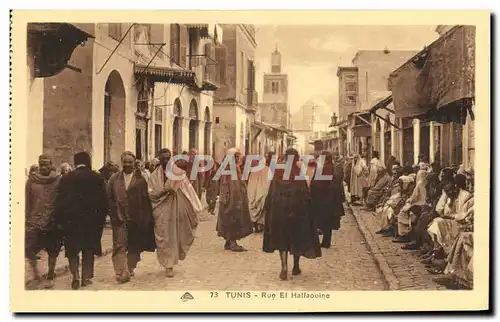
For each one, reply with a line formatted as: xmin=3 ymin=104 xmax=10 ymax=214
xmin=55 ymin=152 xmax=109 ymax=290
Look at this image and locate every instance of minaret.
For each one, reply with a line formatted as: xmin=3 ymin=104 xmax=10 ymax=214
xmin=271 ymin=44 xmax=281 ymax=73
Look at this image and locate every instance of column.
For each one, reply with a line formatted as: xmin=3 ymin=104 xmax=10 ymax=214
xmin=379 ymin=121 xmax=385 ymax=164
xmin=429 ymin=121 xmax=435 ymax=163
xmin=181 ymin=117 xmax=190 ymax=152
xmin=346 ymin=127 xmax=352 ymax=155
xmin=398 ymin=119 xmax=404 ymax=164
xmin=413 ymin=119 xmax=420 ymax=164
xmin=197 ymin=122 xmax=205 ymax=154
xmin=390 ymin=124 xmax=396 ymax=157
xmin=163 ymin=116 xmax=173 ymax=152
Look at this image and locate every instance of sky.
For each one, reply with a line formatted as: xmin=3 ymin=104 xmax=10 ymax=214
xmin=254 ymin=25 xmax=439 ymax=118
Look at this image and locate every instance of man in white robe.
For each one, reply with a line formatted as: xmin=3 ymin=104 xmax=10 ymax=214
xmin=247 ymin=152 xmax=273 ymax=232
xmin=148 ymin=148 xmax=202 ymax=277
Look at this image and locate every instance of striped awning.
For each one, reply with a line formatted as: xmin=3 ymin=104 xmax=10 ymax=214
xmin=134 ymin=65 xmax=197 ymax=86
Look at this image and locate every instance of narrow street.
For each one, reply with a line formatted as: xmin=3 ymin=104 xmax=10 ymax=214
xmin=47 ymin=209 xmax=386 ymax=291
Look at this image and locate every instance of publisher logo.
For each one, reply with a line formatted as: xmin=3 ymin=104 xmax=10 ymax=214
xmin=181 ymin=292 xmax=194 ymax=302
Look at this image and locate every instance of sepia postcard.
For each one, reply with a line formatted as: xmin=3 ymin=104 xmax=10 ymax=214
xmin=10 ymin=10 xmax=490 ymax=312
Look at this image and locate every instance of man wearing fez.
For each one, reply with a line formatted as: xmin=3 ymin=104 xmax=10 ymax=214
xmin=55 ymin=152 xmax=109 ymax=290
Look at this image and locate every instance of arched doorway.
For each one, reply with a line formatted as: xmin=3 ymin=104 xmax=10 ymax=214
xmin=188 ymin=99 xmax=199 ymax=150
xmin=104 ymin=70 xmax=126 ymax=164
xmin=172 ymin=99 xmax=182 ymax=154
xmin=204 ymin=106 xmax=211 ymax=155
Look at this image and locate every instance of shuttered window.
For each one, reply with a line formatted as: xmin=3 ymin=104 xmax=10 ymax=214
xmin=215 ymin=45 xmax=227 ymax=85
xmin=247 ymin=60 xmax=255 ymax=106
xmin=170 ymin=24 xmax=181 ymax=66
xmin=109 ymin=23 xmax=122 ymax=40
xmin=179 ymin=25 xmax=187 ymax=68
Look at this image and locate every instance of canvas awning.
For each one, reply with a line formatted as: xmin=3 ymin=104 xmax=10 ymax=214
xmin=369 ymin=95 xmax=400 ymax=129
xmin=350 ymin=111 xmax=372 ymax=137
xmin=388 ymin=25 xmax=475 ymax=125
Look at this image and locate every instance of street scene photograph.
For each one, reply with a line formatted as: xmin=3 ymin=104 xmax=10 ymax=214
xmin=9 ymin=10 xmax=490 ymax=313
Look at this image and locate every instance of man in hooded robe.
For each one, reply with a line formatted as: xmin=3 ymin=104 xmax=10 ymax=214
xmin=148 ymin=148 xmax=202 ymax=277
xmin=247 ymin=151 xmax=274 ymax=233
xmin=55 ymin=152 xmax=109 ymax=290
xmin=263 ymin=148 xmax=321 ymax=281
xmin=187 ymin=148 xmax=204 ymax=200
xmin=364 ymin=165 xmax=392 ymax=211
xmin=108 ymin=151 xmax=156 ymax=284
xmin=25 ymin=155 xmax=62 ymax=289
xmin=350 ymin=154 xmax=368 ymax=204
xmin=216 ymin=147 xmax=253 ymax=252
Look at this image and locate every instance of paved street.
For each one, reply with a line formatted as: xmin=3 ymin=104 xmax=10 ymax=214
xmin=351 ymin=205 xmax=445 ymax=290
xmin=45 ymin=209 xmax=386 ymax=291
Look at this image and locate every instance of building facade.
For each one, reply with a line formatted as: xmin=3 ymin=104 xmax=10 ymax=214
xmin=337 ymin=49 xmax=419 ymax=163
xmin=212 ymin=24 xmax=257 ymax=159
xmin=26 ymin=23 xmax=221 ymax=171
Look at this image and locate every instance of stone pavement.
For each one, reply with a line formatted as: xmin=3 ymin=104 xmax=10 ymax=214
xmin=25 ymin=192 xmax=210 ymax=285
xmin=44 ymin=209 xmax=386 ymax=291
xmin=24 ymin=228 xmax=114 ymax=284
xmin=350 ymin=205 xmax=445 ymax=290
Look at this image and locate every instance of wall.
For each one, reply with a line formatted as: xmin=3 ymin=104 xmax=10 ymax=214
xmin=26 ymin=39 xmax=44 ymax=169
xmin=235 ymin=25 xmax=256 ymax=106
xmin=42 ymin=23 xmax=95 ymax=167
xmin=91 ymin=23 xmax=136 ymax=169
xmin=352 ymin=50 xmax=418 ymax=111
xmin=212 ymin=102 xmax=237 ymax=158
xmin=259 ymin=102 xmax=288 ymax=126
xmin=214 ymin=25 xmax=236 ymax=101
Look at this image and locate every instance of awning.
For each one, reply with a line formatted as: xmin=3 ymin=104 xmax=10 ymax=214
xmin=369 ymin=95 xmax=400 ymax=129
xmin=388 ymin=25 xmax=475 ymax=125
xmin=134 ymin=64 xmax=198 ymax=86
xmin=28 ymin=23 xmax=94 ymax=78
xmin=186 ymin=24 xmax=223 ymax=44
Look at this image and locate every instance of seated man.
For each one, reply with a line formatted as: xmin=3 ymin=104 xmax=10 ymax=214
xmin=363 ymin=166 xmax=392 ymax=211
xmin=375 ymin=165 xmax=403 ymax=237
xmin=426 ymin=178 xmax=474 ymax=286
xmin=393 ymin=169 xmax=428 ymax=246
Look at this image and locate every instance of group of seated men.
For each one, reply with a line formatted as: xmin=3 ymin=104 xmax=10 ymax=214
xmin=364 ymin=161 xmax=474 ymax=290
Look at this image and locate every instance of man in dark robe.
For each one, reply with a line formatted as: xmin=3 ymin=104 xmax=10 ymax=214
xmin=217 ymin=148 xmax=253 ymax=252
xmin=108 ymin=151 xmax=156 ymax=284
xmin=310 ymin=151 xmax=345 ymax=248
xmin=263 ymin=148 xmax=321 ymax=281
xmin=55 ymin=152 xmax=109 ymax=290
xmin=204 ymin=156 xmax=220 ymax=216
xmin=25 ymin=155 xmax=62 ymax=289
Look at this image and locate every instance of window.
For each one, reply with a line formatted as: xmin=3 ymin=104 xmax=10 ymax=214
xmin=170 ymin=24 xmax=181 ymax=65
xmin=346 ymin=94 xmax=356 ymax=105
xmin=346 ymin=81 xmax=357 ymax=92
xmin=215 ymin=45 xmax=227 ymax=85
xmin=240 ymin=51 xmax=245 ymax=93
xmin=109 ymin=24 xmax=123 ymax=40
xmin=155 ymin=124 xmax=162 ymax=155
xmin=271 ymin=81 xmax=279 ymax=94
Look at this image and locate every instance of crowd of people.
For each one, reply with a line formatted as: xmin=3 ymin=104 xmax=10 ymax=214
xmin=345 ymin=151 xmax=474 ymax=290
xmin=24 ymin=145 xmax=474 ymax=290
